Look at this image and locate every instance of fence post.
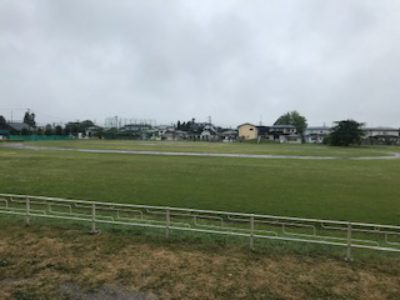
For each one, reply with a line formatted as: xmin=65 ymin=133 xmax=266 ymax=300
xmin=25 ymin=196 xmax=30 ymax=226
xmin=346 ymin=222 xmax=352 ymax=261
xmin=165 ymin=209 xmax=170 ymax=238
xmin=250 ymin=214 xmax=255 ymax=250
xmin=91 ymin=203 xmax=96 ymax=234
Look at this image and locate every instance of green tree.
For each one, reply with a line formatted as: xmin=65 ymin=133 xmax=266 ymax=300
xmin=328 ymin=120 xmax=364 ymax=146
xmin=274 ymin=111 xmax=308 ymax=140
xmin=55 ymin=125 xmax=63 ymax=135
xmin=65 ymin=122 xmax=80 ymax=136
xmin=94 ymin=128 xmax=104 ymax=139
xmin=23 ymin=111 xmax=36 ymax=128
xmin=0 ymin=115 xmax=6 ymax=127
xmin=79 ymin=120 xmax=95 ymax=133
xmin=44 ymin=124 xmax=53 ymax=136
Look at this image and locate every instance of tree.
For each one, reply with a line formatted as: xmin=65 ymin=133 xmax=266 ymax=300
xmin=65 ymin=122 xmax=80 ymax=136
xmin=94 ymin=128 xmax=104 ymax=139
xmin=0 ymin=115 xmax=6 ymax=128
xmin=79 ymin=120 xmax=95 ymax=133
xmin=55 ymin=125 xmax=63 ymax=135
xmin=36 ymin=127 xmax=43 ymax=135
xmin=23 ymin=111 xmax=36 ymax=128
xmin=328 ymin=120 xmax=364 ymax=146
xmin=44 ymin=124 xmax=53 ymax=136
xmin=274 ymin=111 xmax=308 ymax=140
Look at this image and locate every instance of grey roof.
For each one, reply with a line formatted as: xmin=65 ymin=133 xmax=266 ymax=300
xmin=270 ymin=125 xmax=296 ymax=129
xmin=7 ymin=122 xmax=31 ymax=131
xmin=306 ymin=126 xmax=331 ymax=130
xmin=363 ymin=127 xmax=399 ymax=131
xmin=221 ymin=130 xmax=238 ymax=135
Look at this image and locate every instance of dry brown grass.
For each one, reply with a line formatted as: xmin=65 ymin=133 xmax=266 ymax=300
xmin=0 ymin=224 xmax=400 ymax=299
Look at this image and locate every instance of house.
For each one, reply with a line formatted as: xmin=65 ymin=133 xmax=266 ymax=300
xmin=238 ymin=123 xmax=300 ymax=143
xmin=159 ymin=128 xmax=188 ymax=141
xmin=120 ymin=124 xmax=152 ymax=132
xmin=238 ymin=123 xmax=258 ymax=140
xmin=85 ymin=125 xmax=103 ymax=138
xmin=266 ymin=125 xmax=298 ymax=142
xmin=220 ymin=130 xmax=238 ymax=142
xmin=304 ymin=126 xmax=331 ymax=144
xmin=363 ymin=127 xmax=400 ymax=145
xmin=363 ymin=127 xmax=399 ymax=138
xmin=200 ymin=124 xmax=220 ymax=141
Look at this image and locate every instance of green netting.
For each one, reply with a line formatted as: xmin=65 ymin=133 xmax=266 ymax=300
xmin=8 ymin=135 xmax=73 ymax=141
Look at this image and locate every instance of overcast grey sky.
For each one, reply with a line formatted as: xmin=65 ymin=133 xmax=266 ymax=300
xmin=1 ymin=0 xmax=399 ymax=127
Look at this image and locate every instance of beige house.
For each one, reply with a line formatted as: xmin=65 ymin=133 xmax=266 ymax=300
xmin=238 ymin=123 xmax=258 ymax=140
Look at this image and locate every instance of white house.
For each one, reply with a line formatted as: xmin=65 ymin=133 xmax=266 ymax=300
xmin=304 ymin=126 xmax=331 ymax=144
xmin=363 ymin=127 xmax=399 ymax=138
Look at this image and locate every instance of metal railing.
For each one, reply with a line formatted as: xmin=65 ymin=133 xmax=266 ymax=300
xmin=1 ymin=193 xmax=400 ymax=260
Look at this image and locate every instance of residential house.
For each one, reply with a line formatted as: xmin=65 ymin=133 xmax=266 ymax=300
xmin=220 ymin=129 xmax=238 ymax=142
xmin=238 ymin=123 xmax=258 ymax=140
xmin=238 ymin=123 xmax=300 ymax=143
xmin=304 ymin=126 xmax=331 ymax=144
xmin=363 ymin=127 xmax=400 ymax=145
xmin=200 ymin=124 xmax=220 ymax=141
xmin=85 ymin=125 xmax=103 ymax=138
xmin=265 ymin=125 xmax=298 ymax=143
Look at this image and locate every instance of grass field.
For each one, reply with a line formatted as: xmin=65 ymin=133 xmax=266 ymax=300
xmin=21 ymin=139 xmax=400 ymax=157
xmin=1 ymin=140 xmax=400 ymax=298
xmin=1 ymin=140 xmax=400 ymax=225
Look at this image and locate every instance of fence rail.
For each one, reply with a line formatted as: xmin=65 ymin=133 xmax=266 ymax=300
xmin=1 ymin=193 xmax=400 ymax=260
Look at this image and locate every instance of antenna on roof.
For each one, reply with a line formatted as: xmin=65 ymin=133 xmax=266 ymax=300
xmin=259 ymin=115 xmax=263 ymax=126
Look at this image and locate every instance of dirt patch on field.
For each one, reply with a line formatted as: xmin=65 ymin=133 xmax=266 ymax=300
xmin=0 ymin=225 xmax=400 ymax=299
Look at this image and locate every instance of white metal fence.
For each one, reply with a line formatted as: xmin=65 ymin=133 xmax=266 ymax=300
xmin=1 ymin=193 xmax=400 ymax=260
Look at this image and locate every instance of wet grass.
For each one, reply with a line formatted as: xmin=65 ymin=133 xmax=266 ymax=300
xmin=1 ymin=141 xmax=400 ymax=298
xmin=1 ymin=146 xmax=400 ymax=225
xmin=20 ymin=139 xmax=399 ymax=157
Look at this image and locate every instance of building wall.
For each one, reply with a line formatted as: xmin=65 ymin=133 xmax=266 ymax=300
xmin=238 ymin=124 xmax=258 ymax=140
xmin=364 ymin=129 xmax=399 ymax=137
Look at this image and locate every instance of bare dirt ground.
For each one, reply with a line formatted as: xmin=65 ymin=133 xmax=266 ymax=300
xmin=1 ymin=224 xmax=400 ymax=299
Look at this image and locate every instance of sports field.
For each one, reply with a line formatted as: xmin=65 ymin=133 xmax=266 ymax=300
xmin=2 ymin=140 xmax=400 ymax=298
xmin=17 ymin=139 xmax=400 ymax=157
xmin=1 ymin=140 xmax=399 ymax=225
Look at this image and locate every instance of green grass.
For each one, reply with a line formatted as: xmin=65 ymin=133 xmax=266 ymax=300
xmin=22 ymin=139 xmax=400 ymax=157
xmin=2 ymin=140 xmax=400 ymax=299
xmin=1 ymin=143 xmax=400 ymax=225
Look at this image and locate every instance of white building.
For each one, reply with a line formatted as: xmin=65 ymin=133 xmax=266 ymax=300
xmin=304 ymin=126 xmax=331 ymax=144
xmin=363 ymin=127 xmax=399 ymax=138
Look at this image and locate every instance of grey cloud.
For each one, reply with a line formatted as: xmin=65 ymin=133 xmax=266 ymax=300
xmin=0 ymin=0 xmax=399 ymax=127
